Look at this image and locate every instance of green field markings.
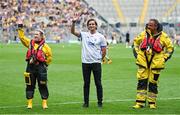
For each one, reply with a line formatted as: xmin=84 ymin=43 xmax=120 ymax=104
xmin=1 ymin=97 xmax=180 ymax=109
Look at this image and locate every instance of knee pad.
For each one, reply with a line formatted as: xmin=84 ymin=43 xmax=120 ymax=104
xmin=149 ymin=82 xmax=158 ymax=94
xmin=137 ymin=79 xmax=148 ymax=90
xmin=24 ymin=72 xmax=31 ymax=85
xmin=39 ymin=73 xmax=47 ymax=85
xmin=26 ymin=91 xmax=34 ymax=99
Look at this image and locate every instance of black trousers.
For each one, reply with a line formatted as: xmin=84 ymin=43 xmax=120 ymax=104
xmin=25 ymin=63 xmax=49 ymax=99
xmin=82 ymin=63 xmax=103 ymax=104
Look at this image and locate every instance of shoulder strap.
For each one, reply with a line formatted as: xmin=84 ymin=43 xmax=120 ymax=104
xmin=30 ymin=40 xmax=35 ymax=50
xmin=145 ymin=34 xmax=150 ymax=48
xmin=37 ymin=39 xmax=45 ymax=50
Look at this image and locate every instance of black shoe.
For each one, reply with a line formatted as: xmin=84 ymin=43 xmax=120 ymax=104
xmin=97 ymin=102 xmax=103 ymax=108
xmin=82 ymin=103 xmax=89 ymax=108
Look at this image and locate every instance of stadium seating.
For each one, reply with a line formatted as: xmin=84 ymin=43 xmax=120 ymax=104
xmin=0 ymin=0 xmax=180 ymax=43
xmin=85 ymin=0 xmax=180 ymax=25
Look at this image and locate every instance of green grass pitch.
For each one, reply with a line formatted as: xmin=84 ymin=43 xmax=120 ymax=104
xmin=0 ymin=43 xmax=180 ymax=114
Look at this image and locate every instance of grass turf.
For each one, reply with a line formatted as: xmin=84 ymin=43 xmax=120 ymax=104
xmin=0 ymin=43 xmax=180 ymax=114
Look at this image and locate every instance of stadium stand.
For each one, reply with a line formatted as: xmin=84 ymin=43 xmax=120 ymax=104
xmin=85 ymin=0 xmax=180 ymax=44
xmin=0 ymin=0 xmax=180 ymax=44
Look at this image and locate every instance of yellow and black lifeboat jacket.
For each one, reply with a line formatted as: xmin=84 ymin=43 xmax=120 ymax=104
xmin=133 ymin=28 xmax=174 ymax=69
xmin=17 ymin=28 xmax=52 ymax=65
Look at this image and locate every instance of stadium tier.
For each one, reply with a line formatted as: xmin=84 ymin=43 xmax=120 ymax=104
xmin=0 ymin=0 xmax=180 ymax=44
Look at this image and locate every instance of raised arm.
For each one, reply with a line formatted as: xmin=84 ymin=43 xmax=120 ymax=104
xmin=71 ymin=21 xmax=81 ymax=37
xmin=17 ymin=19 xmax=30 ymax=48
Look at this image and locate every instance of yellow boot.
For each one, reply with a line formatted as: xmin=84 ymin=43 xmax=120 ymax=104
xmin=42 ymin=99 xmax=48 ymax=109
xmin=133 ymin=103 xmax=144 ymax=109
xmin=149 ymin=104 xmax=156 ymax=109
xmin=27 ymin=99 xmax=32 ymax=109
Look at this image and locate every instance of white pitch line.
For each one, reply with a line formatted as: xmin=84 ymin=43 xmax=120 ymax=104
xmin=0 ymin=97 xmax=180 ymax=109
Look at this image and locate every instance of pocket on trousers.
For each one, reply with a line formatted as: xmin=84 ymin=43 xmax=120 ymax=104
xmin=151 ymin=70 xmax=160 ymax=83
xmin=154 ymin=75 xmax=159 ymax=81
xmin=152 ymin=70 xmax=160 ymax=81
xmin=24 ymin=72 xmax=31 ymax=85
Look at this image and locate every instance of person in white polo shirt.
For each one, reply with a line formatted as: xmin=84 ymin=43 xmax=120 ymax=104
xmin=71 ymin=18 xmax=106 ymax=108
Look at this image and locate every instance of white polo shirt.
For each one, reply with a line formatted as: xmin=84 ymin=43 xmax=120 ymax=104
xmin=80 ymin=31 xmax=107 ymax=63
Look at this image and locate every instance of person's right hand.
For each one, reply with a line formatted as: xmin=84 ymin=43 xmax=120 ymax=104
xmin=72 ymin=12 xmax=81 ymax=23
